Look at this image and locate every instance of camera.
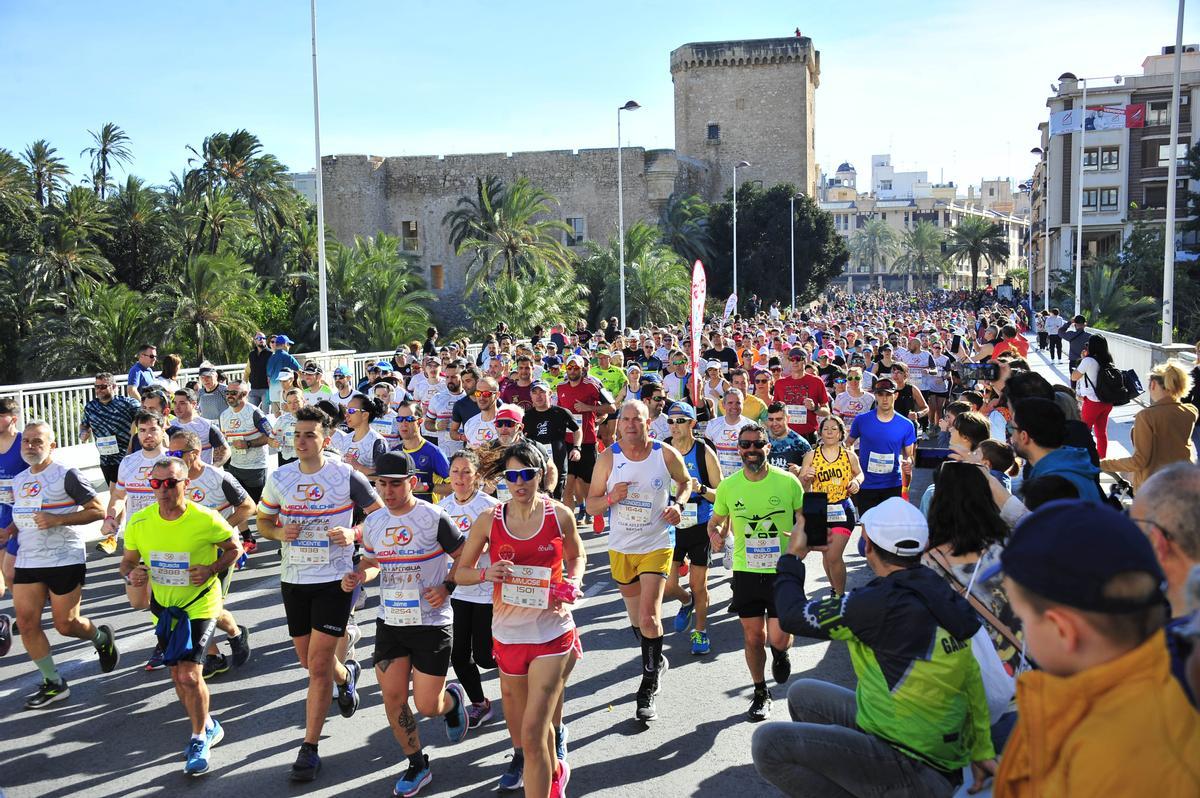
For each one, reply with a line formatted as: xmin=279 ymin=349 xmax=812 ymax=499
xmin=954 ymin=362 xmax=1000 ymax=382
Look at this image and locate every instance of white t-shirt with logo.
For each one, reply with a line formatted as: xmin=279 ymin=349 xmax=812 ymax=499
xmin=12 ymin=463 xmax=97 ymax=568
xmin=118 ymin=449 xmax=163 ymax=526
xmin=439 ymin=491 xmax=500 ymax=604
xmin=362 ymin=500 xmax=465 ymax=627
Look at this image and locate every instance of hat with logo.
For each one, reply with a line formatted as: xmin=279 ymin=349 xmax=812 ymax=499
xmin=565 ymin=354 xmax=587 ymax=368
xmin=667 ymin=401 xmax=696 ymax=419
xmin=872 ymin=377 xmax=897 ymax=394
xmin=332 ymin=366 xmax=349 ymax=377
xmin=705 ymin=359 xmax=722 ymax=372
xmin=495 ymin=405 xmax=524 ymax=424
xmin=374 ymin=450 xmax=416 ymax=479
xmin=860 ymin=497 xmax=928 ymax=556
xmin=303 ymin=362 xmax=322 ymax=374
xmin=530 ymin=379 xmax=551 ymax=392
xmin=373 ymin=361 xmax=393 ymax=373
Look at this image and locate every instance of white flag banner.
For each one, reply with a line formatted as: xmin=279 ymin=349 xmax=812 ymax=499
xmin=722 ymin=293 xmax=737 ymax=323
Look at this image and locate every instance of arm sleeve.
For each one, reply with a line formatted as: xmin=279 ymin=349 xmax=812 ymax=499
xmin=436 ymin=511 xmax=466 ymax=553
xmin=562 ymin=408 xmax=580 ymax=433
xmin=63 ymin=468 xmax=98 ymax=505
xmin=251 ymin=409 xmax=273 ymax=437
xmin=1100 ymin=414 xmax=1152 ymax=474
xmin=209 ymin=426 xmax=228 ymax=448
xmin=349 ymin=470 xmax=381 ymax=508
xmin=370 ymin=439 xmax=388 ymax=463
xmin=220 ymin=471 xmax=249 ymax=506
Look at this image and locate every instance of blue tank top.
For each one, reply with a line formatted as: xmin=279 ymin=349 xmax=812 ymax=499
xmin=679 ymin=439 xmax=714 ymax=526
xmin=0 ymin=432 xmax=26 ymax=528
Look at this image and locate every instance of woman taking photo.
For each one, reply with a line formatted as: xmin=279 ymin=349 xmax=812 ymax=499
xmin=1101 ymin=360 xmax=1198 ymax=492
xmin=799 ymin=415 xmax=862 ymax=598
xmin=455 ymin=441 xmax=585 ymax=796
xmin=1071 ymin=332 xmax=1116 ymax=458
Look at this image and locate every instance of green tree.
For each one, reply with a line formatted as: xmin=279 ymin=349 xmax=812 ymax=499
xmin=945 ymin=215 xmax=1009 ymax=291
xmin=658 ymin=192 xmax=713 ymax=267
xmin=576 ymin=221 xmax=662 ymax=325
xmin=22 ymin=140 xmax=71 ymax=208
xmin=0 ymin=253 xmax=64 ymax=381
xmin=608 ymin=251 xmax=690 ymax=328
xmin=892 ymin=221 xmax=948 ymax=291
xmin=81 ymin=123 xmax=133 ymax=199
xmin=1059 ymin=263 xmax=1159 ymax=333
xmin=471 ymin=267 xmax=587 ymax=337
xmin=102 ymin=176 xmax=172 ymax=291
xmin=32 ymin=282 xmax=151 ymax=378
xmin=153 ymin=252 xmax=260 ymax=363
xmin=442 ymin=176 xmax=506 ymax=253
xmin=849 ymin=218 xmax=900 ymax=279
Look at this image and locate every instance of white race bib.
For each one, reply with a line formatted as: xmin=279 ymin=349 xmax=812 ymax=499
xmin=718 ymin=451 xmax=741 ymax=476
xmin=149 ymin=551 xmax=191 ymax=586
xmin=13 ymin=491 xmax=41 ymax=533
xmin=571 ymin=413 xmax=584 ymax=429
xmin=786 ymin=404 xmax=808 ymax=427
xmin=288 ymin=518 xmax=331 ymax=565
xmin=495 ymin=482 xmax=511 ymax=502
xmin=501 ymin=564 xmax=551 ymax=609
xmin=867 ymin=451 xmax=895 ymax=475
xmin=745 ymin=535 xmax=781 ymax=570
xmin=617 ymin=490 xmax=653 ymax=528
xmin=96 ymin=435 xmax=119 ymax=456
xmin=371 ymin=420 xmax=395 ymax=439
xmin=681 ymin=502 xmax=699 ymax=527
xmin=0 ymin=478 xmax=13 ymax=506
xmin=828 ymin=503 xmax=848 ymax=524
xmin=381 ymin=566 xmax=422 ymax=626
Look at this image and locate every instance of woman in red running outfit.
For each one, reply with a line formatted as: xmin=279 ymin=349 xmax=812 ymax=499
xmin=455 ymin=441 xmax=585 ymax=798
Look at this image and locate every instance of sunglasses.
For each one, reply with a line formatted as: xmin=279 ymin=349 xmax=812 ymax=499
xmin=738 ymin=440 xmax=767 ymax=450
xmin=754 ymin=378 xmax=770 ymax=384
xmin=504 ymin=467 xmax=540 ymax=483
xmin=94 ymin=383 xmax=112 ymax=389
xmin=848 ymin=376 xmax=862 ymax=382
xmin=835 ymin=379 xmax=847 ymax=384
xmin=345 ymin=407 xmax=365 ymax=415
xmin=671 ymin=360 xmax=687 ymax=366
xmin=395 ymin=415 xmax=418 ymax=423
xmin=667 ymin=417 xmax=693 ymax=425
xmin=648 ymin=396 xmax=665 ymax=402
xmin=474 ymin=390 xmax=496 ymax=399
xmin=788 ymin=356 xmax=804 ymax=362
xmin=149 ymin=477 xmax=183 ymax=489
xmin=165 ymin=449 xmax=196 ymax=458
xmin=495 ymin=419 xmax=518 ymax=428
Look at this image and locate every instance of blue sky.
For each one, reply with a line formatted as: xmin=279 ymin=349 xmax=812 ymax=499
xmin=2 ymin=0 xmax=1195 ymax=194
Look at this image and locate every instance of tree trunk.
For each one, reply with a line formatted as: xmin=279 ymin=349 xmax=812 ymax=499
xmin=970 ymin=254 xmax=980 ymax=291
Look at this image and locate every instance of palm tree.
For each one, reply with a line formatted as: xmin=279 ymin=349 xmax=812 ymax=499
xmin=0 ymin=253 xmax=64 ymax=381
xmin=51 ymin=185 xmax=113 ymax=243
xmin=1062 ymin=262 xmax=1159 ymax=334
xmin=22 ymin=140 xmax=71 ymax=208
xmin=577 ymin=221 xmax=662 ymax=323
xmin=0 ymin=149 xmax=34 ymax=217
xmin=186 ymin=190 xmax=253 ymax=256
xmin=184 ymin=129 xmax=265 ymax=198
xmin=892 ymin=221 xmax=948 ymax=292
xmin=945 ymin=215 xmax=1009 ymax=291
xmin=442 ymin=176 xmax=506 ymax=253
xmin=105 ymin=176 xmax=169 ymax=290
xmin=610 ymin=251 xmax=690 ymax=328
xmin=658 ymin=192 xmax=714 ymax=267
xmin=81 ymin=123 xmax=133 ymax=199
xmin=33 ymin=281 xmax=152 ymax=377
xmin=471 ymin=267 xmax=588 ymax=337
xmin=454 ymin=177 xmax=574 ymax=294
xmin=153 ymin=252 xmax=260 ymax=362
xmin=849 ymin=218 xmax=900 ymax=285
xmin=36 ymin=226 xmax=112 ymax=291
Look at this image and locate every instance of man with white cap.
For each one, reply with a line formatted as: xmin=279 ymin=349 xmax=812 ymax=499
xmin=752 ymin=496 xmax=995 ymax=798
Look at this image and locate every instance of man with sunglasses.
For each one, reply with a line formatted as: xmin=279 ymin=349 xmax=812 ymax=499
xmin=80 ymin=372 xmax=140 ymax=545
xmin=245 ymin=332 xmax=272 ymax=409
xmin=662 ymin=350 xmax=692 ymax=403
xmin=425 ymin=361 xmax=466 ymax=458
xmin=121 ymin=456 xmax=243 ymax=775
xmin=587 ymin=400 xmax=692 ymax=722
xmin=558 ymin=354 xmax=617 ymax=523
xmin=167 ymin=430 xmax=254 ymax=679
xmin=169 ymin=389 xmax=229 ymax=467
xmin=219 ymin=379 xmax=273 ymax=555
xmin=126 ymin=343 xmax=158 ymax=400
xmin=847 ymin=378 xmax=917 ymax=517
xmin=590 ymin=348 xmax=627 ymax=448
xmin=637 ymin=340 xmax=664 ymax=374
xmin=772 ymin=347 xmax=830 ymax=444
xmin=196 ymin=367 xmax=228 ymax=421
xmin=329 ymin=366 xmax=355 ymax=408
xmin=641 ymin=379 xmax=672 ymax=442
xmin=256 ymin=405 xmax=382 ymax=782
xmin=482 ymin=405 xmax=558 ymax=497
xmin=394 ymin=397 xmax=450 ymax=503
xmin=461 ymin=376 xmax=505 ymax=449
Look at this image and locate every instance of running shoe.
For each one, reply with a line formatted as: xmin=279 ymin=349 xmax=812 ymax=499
xmin=466 ymin=698 xmax=493 ymax=729
xmin=234 ymin=551 xmax=249 ymax=571
xmin=747 ymin=687 xmax=772 ymax=722
xmin=634 ymin=681 xmax=657 ymax=722
xmin=95 ymin=535 xmax=118 ymax=555
xmin=0 ymin=613 xmax=12 ymax=657
xmin=337 ymin=659 xmax=361 ymax=718
xmin=290 ymin=742 xmax=321 ymax=782
xmin=552 ymin=759 xmax=571 ymax=798
xmin=673 ymin=597 xmax=694 ymax=633
xmin=654 ymin=654 xmax=669 ymax=694
xmin=690 ymin=630 xmax=710 ymax=656
xmin=771 ymin=648 xmax=792 ymax=686
xmin=241 ymin=537 xmax=258 ymax=556
xmin=145 ymin=641 xmax=166 ymax=671
xmin=392 ymin=754 xmax=431 ymax=797
xmin=345 ymin=621 xmax=362 ymax=661
xmin=229 ymin=626 xmax=252 ymax=668
xmin=555 ymin=724 xmax=568 ymax=763
xmin=202 ymin=653 xmax=230 ymax=680
xmin=723 ymin=535 xmax=734 ymax=570
xmin=24 ymin=678 xmax=69 ymax=710
xmin=206 ymin=717 xmax=225 ymax=748
xmin=497 ymin=753 xmax=524 ymax=792
xmin=443 ymin=682 xmax=469 ymax=743
xmin=94 ymin=624 xmax=119 ymax=673
xmin=184 ymin=736 xmax=211 ymax=776
xmin=353 ymin=585 xmax=367 ymax=611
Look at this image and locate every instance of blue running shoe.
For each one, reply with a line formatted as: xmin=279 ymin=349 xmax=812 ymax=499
xmin=184 ymin=736 xmax=211 ymax=776
xmin=392 ymin=754 xmax=431 ymax=797
xmin=673 ymin=597 xmax=694 ymax=633
xmin=690 ymin=630 xmax=711 ymax=655
xmin=206 ymin=717 xmax=225 ymax=748
xmin=497 ymin=752 xmax=524 ymax=792
xmin=555 ymin=724 xmax=568 ymax=763
xmin=337 ymin=659 xmax=361 ymax=718
xmin=443 ymin=682 xmax=469 ymax=744
xmin=290 ymin=742 xmax=321 ymax=782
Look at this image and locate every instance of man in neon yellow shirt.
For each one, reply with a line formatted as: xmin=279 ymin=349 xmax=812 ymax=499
xmin=121 ymin=457 xmax=243 ymax=777
xmin=590 ymin=348 xmax=626 ymax=447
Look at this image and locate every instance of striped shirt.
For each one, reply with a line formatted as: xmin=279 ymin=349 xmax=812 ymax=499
xmin=82 ymin=396 xmax=140 ymax=466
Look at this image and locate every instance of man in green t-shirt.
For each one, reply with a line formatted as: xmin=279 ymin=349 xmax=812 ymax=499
xmin=120 ymin=457 xmax=243 ymax=777
xmin=708 ymin=422 xmax=805 ymax=723
xmin=591 ymin=348 xmax=627 ymax=448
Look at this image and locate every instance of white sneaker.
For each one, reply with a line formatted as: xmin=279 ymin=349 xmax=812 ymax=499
xmin=345 ymin=622 xmax=361 ymax=661
xmin=723 ymin=535 xmax=734 ymax=570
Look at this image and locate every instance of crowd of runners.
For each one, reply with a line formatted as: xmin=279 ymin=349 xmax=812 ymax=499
xmin=0 ymin=287 xmax=1198 ymax=797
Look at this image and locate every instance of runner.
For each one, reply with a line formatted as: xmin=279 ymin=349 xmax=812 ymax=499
xmin=524 ymin=381 xmax=579 ymax=504
xmin=771 ymin=347 xmax=829 ymax=443
xmin=799 ymin=415 xmax=863 ymax=597
xmin=455 ymin=440 xmax=586 ymax=795
xmin=764 ymin=402 xmax=813 ymax=478
xmin=167 ymin=430 xmax=254 ymax=678
xmin=589 ymin=348 xmax=627 ymax=448
xmin=102 ymin=409 xmax=167 ymax=548
xmin=369 ymin=382 xmax=403 ymax=450
xmin=847 ymin=378 xmax=917 ymax=516
xmin=557 ymin=354 xmax=617 ymax=523
xmin=331 ymin=394 xmax=388 ymax=478
xmin=707 ymin=422 xmax=805 ymax=721
xmin=8 ymin=420 xmax=118 ymax=709
xmin=80 ymin=371 xmax=140 ymax=554
xmin=196 ymin=366 xmax=228 ymax=421
xmin=0 ymin=397 xmax=23 ymax=634
xmin=662 ymin=402 xmax=722 ymax=656
xmin=169 ymin=388 xmax=229 ymax=466
xmin=256 ymin=405 xmax=383 ymax=782
xmin=461 ymin=376 xmax=504 ymax=449
xmin=704 ymin=389 xmax=757 ymax=478
xmin=271 ymin=388 xmax=303 ymax=466
xmin=120 ymin=456 xmax=242 ymax=775
xmin=330 ymin=366 xmax=356 ymax=408
xmin=392 ymin=397 xmax=451 ymax=504
xmin=219 ymin=379 xmax=273 ymax=554
xmin=425 ymin=360 xmax=466 ymax=459
xmin=347 ymin=450 xmax=471 ymax=797
xmin=587 ymin=400 xmax=691 ymax=722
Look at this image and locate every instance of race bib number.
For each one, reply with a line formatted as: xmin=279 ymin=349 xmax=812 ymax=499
xmin=867 ymin=452 xmax=895 ymax=475
xmin=126 ymin=491 xmax=155 ymax=518
xmin=13 ymin=492 xmax=41 ymax=533
xmin=617 ymin=490 xmax=653 ymax=528
xmin=786 ymin=404 xmax=808 ymax=427
xmin=745 ymin=535 xmax=781 ymax=570
xmin=371 ymin=420 xmax=395 ymax=439
xmin=495 ymin=482 xmax=511 ymax=502
xmin=501 ymin=565 xmax=551 ymax=609
xmin=717 ymin=451 xmax=741 ymax=476
xmin=288 ymin=518 xmax=331 ymax=565
xmin=149 ymin=551 xmax=191 ymax=587
xmin=381 ymin=566 xmax=422 ymax=626
xmin=828 ymin=503 xmax=848 ymax=524
xmin=96 ymin=435 xmax=119 ymax=456
xmin=680 ymin=502 xmax=699 ymax=527
xmin=571 ymin=413 xmax=583 ymax=429
xmin=0 ymin=478 xmax=13 ymax=506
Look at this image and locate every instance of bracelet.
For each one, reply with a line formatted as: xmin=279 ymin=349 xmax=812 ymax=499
xmin=605 ymin=495 xmax=613 ymax=507
xmin=478 ymin=567 xmax=488 ymax=583
xmin=105 ymin=514 xmax=115 ymax=521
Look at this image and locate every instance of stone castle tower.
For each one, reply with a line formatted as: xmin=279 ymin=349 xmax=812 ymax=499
xmin=671 ymin=36 xmax=820 ymax=200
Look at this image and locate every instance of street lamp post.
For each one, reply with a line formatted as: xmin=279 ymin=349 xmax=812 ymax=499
xmin=1162 ymin=0 xmax=1185 ymax=345
xmin=789 ymin=192 xmax=803 ymax=313
xmin=732 ymin=160 xmax=750 ymax=308
xmin=1031 ymin=147 xmax=1050 ymax=311
xmin=310 ymin=0 xmax=329 ymax=351
xmin=616 ymin=100 xmax=640 ymax=332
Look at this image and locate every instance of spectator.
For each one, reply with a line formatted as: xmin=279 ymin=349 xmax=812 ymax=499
xmin=1010 ymin=398 xmax=1104 ymax=504
xmin=993 ymin=500 xmax=1200 ymax=797
xmin=266 ymin=334 xmax=301 ymax=414
xmin=1071 ymin=332 xmax=1116 ymax=458
xmin=245 ymin=332 xmax=272 ymax=408
xmin=1060 ymin=314 xmax=1091 ymax=383
xmin=154 ymin=354 xmax=182 ymax=394
xmin=1003 ymin=370 xmax=1098 ymax=466
xmin=753 ymin=497 xmax=996 ymax=797
xmin=1100 ymin=360 xmax=1197 ymax=492
xmin=126 ymin=343 xmax=158 ymax=399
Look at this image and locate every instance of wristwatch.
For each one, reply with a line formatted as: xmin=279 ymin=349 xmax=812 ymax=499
xmin=442 ymin=579 xmax=457 ymax=594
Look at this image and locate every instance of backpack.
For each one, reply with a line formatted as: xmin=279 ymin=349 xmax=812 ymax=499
xmin=1088 ymin=363 xmax=1133 ymax=406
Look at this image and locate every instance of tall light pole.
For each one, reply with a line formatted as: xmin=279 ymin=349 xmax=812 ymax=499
xmin=789 ymin=192 xmax=803 ymax=313
xmin=1019 ymin=180 xmax=1034 ymax=314
xmin=1031 ymin=147 xmax=1050 ymax=311
xmin=732 ymin=160 xmax=750 ymax=307
xmin=616 ymin=100 xmax=640 ymax=332
xmin=310 ymin=0 xmax=329 ymax=352
xmin=1162 ymin=0 xmax=1185 ymax=345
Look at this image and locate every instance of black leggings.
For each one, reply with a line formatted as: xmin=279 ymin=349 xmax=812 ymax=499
xmin=450 ymin=598 xmax=495 ymax=703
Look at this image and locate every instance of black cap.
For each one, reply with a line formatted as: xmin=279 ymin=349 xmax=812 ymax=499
xmin=374 ymin=451 xmax=415 ymax=478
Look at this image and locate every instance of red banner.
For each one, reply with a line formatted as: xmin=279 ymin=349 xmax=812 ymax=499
xmin=690 ymin=260 xmax=707 ymax=405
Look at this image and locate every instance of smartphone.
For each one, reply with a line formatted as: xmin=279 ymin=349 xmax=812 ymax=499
xmin=959 ymin=361 xmax=1000 ymax=382
xmin=802 ymin=492 xmax=829 ymax=549
xmin=915 ymin=447 xmax=954 ymax=469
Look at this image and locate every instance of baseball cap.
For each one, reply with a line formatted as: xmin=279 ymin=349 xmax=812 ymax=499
xmin=198 ymin=366 xmax=217 ymax=377
xmin=818 ymin=349 xmax=834 ymax=359
xmin=990 ymin=500 xmax=1165 ymax=613
xmin=277 ymin=368 xmax=294 ymax=381
xmin=859 ymin=497 xmax=928 ymax=556
xmin=374 ymin=450 xmax=415 ymax=478
xmin=274 ymin=334 xmax=293 ymax=345
xmin=667 ymin=401 xmax=696 ymax=419
xmin=788 ymin=347 xmax=806 ymax=358
xmin=625 ymin=363 xmax=642 ymax=374
xmin=640 ymin=372 xmax=663 ymax=385
xmin=872 ymin=378 xmax=897 ymax=394
xmin=565 ymin=354 xmax=586 ymax=368
xmin=530 ymin=379 xmax=551 ymax=392
xmin=303 ymin=362 xmax=322 ymax=374
xmin=332 ymin=366 xmax=349 ymax=377
xmin=597 ymin=348 xmax=612 ymax=357
xmin=373 ymin=361 xmax=393 ymax=372
xmin=495 ymin=406 xmax=524 ymax=424
xmin=704 ymin=360 xmax=722 ymax=372
xmin=545 ymin=356 xmax=563 ymax=367
xmin=395 ymin=346 xmax=406 ymax=354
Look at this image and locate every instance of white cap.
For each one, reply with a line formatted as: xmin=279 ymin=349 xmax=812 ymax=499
xmin=705 ymin=359 xmax=722 ymax=372
xmin=860 ymin=497 xmax=928 ymax=556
